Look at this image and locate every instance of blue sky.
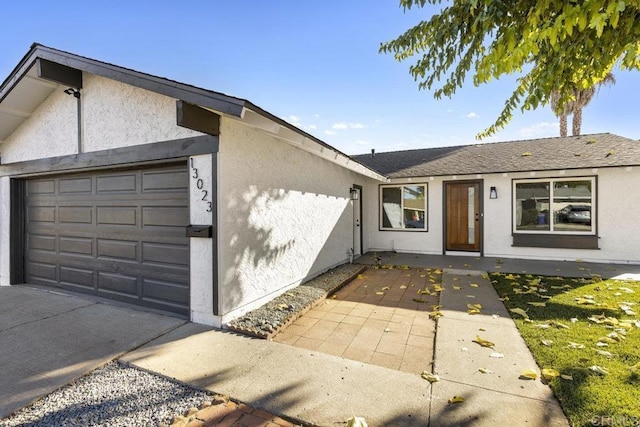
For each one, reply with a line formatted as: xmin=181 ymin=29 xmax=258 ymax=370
xmin=2 ymin=1 xmax=638 ymax=154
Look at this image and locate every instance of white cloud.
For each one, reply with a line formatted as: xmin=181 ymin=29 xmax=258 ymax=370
xmin=306 ymin=124 xmax=317 ymax=130
xmin=324 ymin=130 xmax=337 ymax=136
xmin=331 ymin=121 xmax=367 ymax=130
xmin=463 ymin=112 xmax=479 ymax=119
xmin=518 ymin=122 xmax=559 ymax=138
xmin=446 ymin=109 xmax=454 ymax=113
xmin=355 ymin=140 xmax=368 ymax=145
xmin=287 ymin=115 xmax=301 ymax=124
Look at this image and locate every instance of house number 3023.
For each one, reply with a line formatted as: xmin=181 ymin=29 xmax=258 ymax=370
xmin=190 ymin=158 xmax=213 ymax=213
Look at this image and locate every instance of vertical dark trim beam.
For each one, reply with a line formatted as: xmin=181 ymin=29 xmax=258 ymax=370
xmin=211 ymin=152 xmax=219 ymax=315
xmin=36 ymin=58 xmax=83 ymax=88
xmin=353 ymin=184 xmax=363 ymax=255
xmin=10 ymin=179 xmax=25 ymax=284
xmin=177 ymin=101 xmax=220 ymax=136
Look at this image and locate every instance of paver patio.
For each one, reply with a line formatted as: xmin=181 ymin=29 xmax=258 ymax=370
xmin=273 ymin=267 xmax=439 ymax=373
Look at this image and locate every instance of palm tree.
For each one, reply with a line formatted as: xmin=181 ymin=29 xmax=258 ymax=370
xmin=550 ymin=73 xmax=616 ymax=137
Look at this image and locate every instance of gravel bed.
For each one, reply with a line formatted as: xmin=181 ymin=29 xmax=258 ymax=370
xmin=227 ymin=263 xmax=364 ymax=338
xmin=0 ymin=362 xmax=215 ymax=427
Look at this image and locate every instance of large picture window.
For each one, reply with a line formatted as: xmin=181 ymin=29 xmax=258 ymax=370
xmin=380 ymin=184 xmax=427 ymax=231
xmin=514 ymin=178 xmax=595 ymax=234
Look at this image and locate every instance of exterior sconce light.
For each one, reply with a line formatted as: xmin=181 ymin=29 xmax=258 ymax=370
xmin=489 ymin=186 xmax=498 ymax=199
xmin=350 ymin=188 xmax=359 ymax=200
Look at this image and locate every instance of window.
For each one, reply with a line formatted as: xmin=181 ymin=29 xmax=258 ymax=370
xmin=514 ymin=178 xmax=595 ymax=234
xmin=380 ymin=184 xmax=427 ymax=231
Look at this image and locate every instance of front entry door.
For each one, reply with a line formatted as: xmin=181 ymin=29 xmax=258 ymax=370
xmin=352 ymin=185 xmax=362 ymax=257
xmin=445 ymin=181 xmax=481 ymax=252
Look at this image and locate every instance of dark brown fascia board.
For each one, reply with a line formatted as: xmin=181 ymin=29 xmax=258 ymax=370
xmin=36 ymin=58 xmax=83 ymax=88
xmin=177 ymin=101 xmax=220 ymax=136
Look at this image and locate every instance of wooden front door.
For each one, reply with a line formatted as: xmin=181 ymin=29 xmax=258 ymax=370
xmin=445 ymin=181 xmax=481 ymax=252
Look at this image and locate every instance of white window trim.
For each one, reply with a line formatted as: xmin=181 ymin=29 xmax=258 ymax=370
xmin=512 ymin=176 xmax=596 ymax=235
xmin=379 ymin=183 xmax=428 ymax=232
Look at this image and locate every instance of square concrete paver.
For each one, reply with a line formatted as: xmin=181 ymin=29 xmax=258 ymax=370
xmin=273 ymin=267 xmax=439 ymax=374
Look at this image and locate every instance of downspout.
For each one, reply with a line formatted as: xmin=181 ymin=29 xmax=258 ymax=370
xmin=64 ymin=88 xmax=82 ymax=153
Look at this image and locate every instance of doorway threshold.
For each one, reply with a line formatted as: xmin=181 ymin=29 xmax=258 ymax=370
xmin=445 ymin=251 xmax=481 ymax=257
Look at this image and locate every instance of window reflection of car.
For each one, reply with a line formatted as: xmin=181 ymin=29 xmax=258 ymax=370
xmin=557 ymin=205 xmax=591 ymax=224
xmin=405 ymin=220 xmax=424 ymax=228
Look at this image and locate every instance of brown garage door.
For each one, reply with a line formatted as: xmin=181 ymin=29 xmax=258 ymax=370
xmin=24 ymin=163 xmax=190 ymax=315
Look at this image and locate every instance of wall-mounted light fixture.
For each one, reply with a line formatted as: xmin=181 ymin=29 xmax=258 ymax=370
xmin=64 ymin=87 xmax=81 ymax=98
xmin=350 ymin=188 xmax=359 ymax=200
xmin=489 ymin=186 xmax=498 ymax=199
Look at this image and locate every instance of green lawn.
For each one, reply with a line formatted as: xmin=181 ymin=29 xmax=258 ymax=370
xmin=491 ymin=272 xmax=640 ymax=427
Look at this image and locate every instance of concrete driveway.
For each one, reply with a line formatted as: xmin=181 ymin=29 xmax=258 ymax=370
xmin=0 ymin=286 xmax=186 ymax=419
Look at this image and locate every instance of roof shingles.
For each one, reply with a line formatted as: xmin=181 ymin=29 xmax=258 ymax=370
xmin=353 ymin=133 xmax=640 ymax=178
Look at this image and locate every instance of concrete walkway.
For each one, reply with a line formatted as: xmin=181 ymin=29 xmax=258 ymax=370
xmin=0 ymin=286 xmax=186 ymax=419
xmin=431 ymin=269 xmax=567 ymax=426
xmin=121 ymin=265 xmax=576 ymax=426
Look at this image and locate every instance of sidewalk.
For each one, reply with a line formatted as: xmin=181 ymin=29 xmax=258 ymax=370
xmin=121 ymin=267 xmax=570 ymax=426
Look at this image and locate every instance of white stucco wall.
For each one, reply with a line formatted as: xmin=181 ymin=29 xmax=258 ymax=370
xmin=1 ymin=73 xmax=200 ymax=163
xmin=217 ymin=119 xmax=365 ymax=321
xmin=1 ymin=89 xmax=76 ymax=162
xmin=363 ymin=168 xmax=640 ymax=264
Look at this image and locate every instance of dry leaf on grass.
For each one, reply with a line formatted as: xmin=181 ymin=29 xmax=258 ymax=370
xmin=589 ymin=365 xmax=609 ymax=376
xmin=509 ymin=308 xmax=529 ymax=319
xmin=541 ymin=368 xmax=560 ymax=380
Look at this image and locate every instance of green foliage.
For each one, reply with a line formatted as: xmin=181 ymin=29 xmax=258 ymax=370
xmin=381 ymin=0 xmax=640 ymax=139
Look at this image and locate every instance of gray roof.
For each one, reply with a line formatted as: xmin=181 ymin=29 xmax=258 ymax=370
xmin=353 ymin=133 xmax=640 ymax=178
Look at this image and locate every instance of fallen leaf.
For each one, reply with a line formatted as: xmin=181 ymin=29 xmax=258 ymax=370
xmin=448 ymin=396 xmax=465 ymax=404
xmin=413 ymin=298 xmax=426 ymax=303
xmin=467 ymin=303 xmax=482 ymax=315
xmin=470 ymin=283 xmax=479 ymax=288
xmin=567 ymin=342 xmax=585 ymax=349
xmin=452 ymin=286 xmax=462 ymax=290
xmin=381 ymin=286 xmax=390 ymax=291
xmin=527 ymin=302 xmax=547 ymax=307
xmin=473 ymin=336 xmax=495 ymax=348
xmin=541 ymin=368 xmax=560 ymax=380
xmin=479 ymin=327 xmax=486 ymax=332
xmin=630 ymin=362 xmax=640 ymax=375
xmin=520 ymin=369 xmax=538 ymax=380
xmin=541 ymin=340 xmax=553 ymax=347
xmin=433 ymin=284 xmax=443 ymax=292
xmin=421 ymin=372 xmax=440 ymax=383
xmin=399 ymin=285 xmax=407 ymax=289
xmin=346 ymin=416 xmax=368 ymax=427
xmin=357 ymin=274 xmax=367 ymax=280
xmin=560 ymin=374 xmax=573 ymax=381
xmin=589 ymin=365 xmax=609 ymax=375
xmin=384 ymin=328 xmax=391 ymax=332
xmin=429 ymin=311 xmax=444 ymax=319
xmin=509 ymin=308 xmax=529 ymax=319
xmin=375 ymin=292 xmax=384 ymax=296
xmin=549 ymin=320 xmax=569 ymax=329
xmin=596 ymin=342 xmax=609 ymax=347
xmin=597 ymin=350 xmax=613 ymax=358
xmin=479 ymin=368 xmax=493 ymax=374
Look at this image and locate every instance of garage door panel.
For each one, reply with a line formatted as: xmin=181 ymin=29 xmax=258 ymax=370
xmin=142 ymin=206 xmax=189 ymax=227
xmin=27 ymin=262 xmax=57 ymax=283
xmin=25 ymin=163 xmax=190 ymax=315
xmin=28 ymin=206 xmax=55 ymax=222
xmin=97 ymin=173 xmax=137 ymax=193
xmin=142 ymin=242 xmax=189 ymax=268
xmin=143 ymin=169 xmax=188 ymax=192
xmin=59 ymin=237 xmax=93 ymax=257
xmin=60 ymin=177 xmax=93 ymax=194
xmin=143 ymin=278 xmax=189 ymax=305
xmin=28 ymin=234 xmax=56 ymax=252
xmin=98 ymin=272 xmax=138 ymax=296
xmin=60 ymin=266 xmax=94 ymax=289
xmin=60 ymin=207 xmax=93 ymax=224
xmin=28 ymin=180 xmax=55 ymax=194
xmin=97 ymin=239 xmax=138 ymax=261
